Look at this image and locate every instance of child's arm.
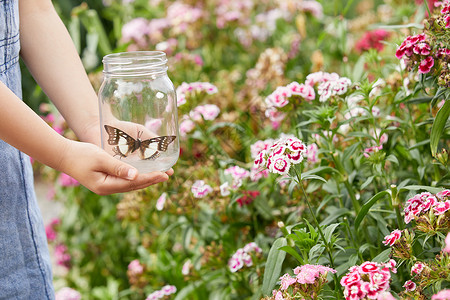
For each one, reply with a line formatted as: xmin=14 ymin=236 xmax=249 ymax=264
xmin=19 ymin=0 xmax=107 ymax=144
xmin=0 ymin=81 xmax=171 ymax=194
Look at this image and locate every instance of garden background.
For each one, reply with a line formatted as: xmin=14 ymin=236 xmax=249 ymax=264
xmin=29 ymin=0 xmax=450 ymax=299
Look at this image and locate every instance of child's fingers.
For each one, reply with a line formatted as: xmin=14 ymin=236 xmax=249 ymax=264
xmin=96 ymin=172 xmax=169 ymax=195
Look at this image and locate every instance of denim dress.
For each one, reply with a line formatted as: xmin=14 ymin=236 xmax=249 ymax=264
xmin=0 ymin=1 xmax=55 ymax=299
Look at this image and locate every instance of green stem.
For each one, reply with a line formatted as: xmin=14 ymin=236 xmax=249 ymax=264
xmin=332 ymin=153 xmax=360 ymax=213
xmin=293 ymin=166 xmax=343 ymax=300
xmin=390 ymin=185 xmax=405 ymax=230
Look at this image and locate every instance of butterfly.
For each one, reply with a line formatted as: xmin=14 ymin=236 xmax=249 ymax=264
xmin=104 ymin=125 xmax=176 ymax=160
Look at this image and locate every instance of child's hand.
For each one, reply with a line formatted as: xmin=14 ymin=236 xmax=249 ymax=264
xmin=58 ymin=140 xmax=173 ymax=195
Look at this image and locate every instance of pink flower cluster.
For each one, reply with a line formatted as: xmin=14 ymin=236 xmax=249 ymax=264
xmin=254 ymin=135 xmax=306 ymax=175
xmin=340 ymin=260 xmax=397 ymax=300
xmin=395 ymin=33 xmax=436 ymax=74
xmin=228 ymin=242 xmax=262 ymax=272
xmin=179 ymin=116 xmax=196 ymax=138
xmin=403 ymin=190 xmax=450 ymax=224
xmin=191 ymin=180 xmax=213 ymax=198
xmin=224 ymin=165 xmax=250 ymax=189
xmin=146 ymin=285 xmax=177 ymax=300
xmin=355 ymin=29 xmax=390 ymax=53
xmin=363 ymin=145 xmax=383 ymax=158
xmin=176 ymin=82 xmax=218 ymax=107
xmin=264 ymin=81 xmax=315 ymax=124
xmin=55 ymin=287 xmax=81 ymax=300
xmin=189 ymin=104 xmax=221 ymax=121
xmin=279 ymin=264 xmax=336 ymax=289
xmin=215 ymin=0 xmax=254 ymax=29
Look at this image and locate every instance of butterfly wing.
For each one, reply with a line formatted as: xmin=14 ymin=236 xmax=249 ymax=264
xmin=139 ymin=135 xmax=177 ymax=160
xmin=104 ymin=125 xmax=137 ymax=158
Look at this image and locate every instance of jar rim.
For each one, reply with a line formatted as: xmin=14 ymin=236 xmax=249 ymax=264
xmin=102 ymin=51 xmax=168 ymax=76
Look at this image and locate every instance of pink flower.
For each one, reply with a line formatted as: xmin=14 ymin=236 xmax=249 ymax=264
xmin=58 ymin=173 xmax=79 ymax=187
xmin=279 ymin=273 xmax=297 ymax=290
xmin=55 ymin=244 xmax=71 ymax=268
xmin=244 ymin=242 xmax=262 ymax=253
xmin=181 ymin=259 xmax=192 ymax=275
xmin=179 ymin=117 xmax=195 ymax=137
xmin=55 ymin=287 xmax=81 ymax=300
xmin=382 ymin=229 xmax=402 ymax=246
xmin=340 ymin=271 xmax=361 ymax=287
xmin=269 ymin=155 xmax=291 ymax=175
xmin=161 ymin=285 xmax=177 ymax=295
xmin=190 ymin=104 xmax=220 ymax=121
xmin=287 ymin=81 xmax=315 ymax=101
xmin=377 ymin=292 xmax=396 ymax=300
xmin=359 ymin=262 xmax=379 ymax=273
xmin=272 ymin=290 xmax=286 ymax=300
xmin=191 ymin=180 xmax=213 ymax=198
xmin=306 ymin=143 xmax=319 ymax=163
xmin=433 ymin=200 xmax=450 ymax=215
xmin=413 ymin=42 xmax=432 ymax=55
xmin=355 ymin=29 xmax=390 ymax=53
xmin=418 ymin=56 xmax=434 ymax=74
xmin=364 ymin=145 xmax=383 ymax=158
xmin=403 ymin=280 xmax=416 ymax=292
xmin=445 ymin=14 xmax=450 ymax=28
xmin=228 ymin=255 xmax=244 ymax=273
xmin=444 ymin=232 xmax=450 ymax=253
xmin=294 ymin=264 xmax=336 ymax=285
xmin=422 ymin=195 xmax=437 ymax=211
xmin=265 ymin=87 xmax=291 ymax=108
xmin=228 ymin=242 xmax=261 ymax=272
xmin=432 ymin=289 xmax=450 ymax=300
xmin=156 ymin=193 xmax=167 ymax=211
xmin=436 ymin=189 xmax=450 ymax=200
xmin=411 ymin=262 xmax=425 ymax=275
xmin=128 ymin=259 xmax=144 ymax=275
xmin=344 ymin=281 xmax=368 ymax=300
xmin=224 ymin=166 xmax=250 ymax=180
xmin=121 ymin=18 xmax=149 ymax=47
xmin=45 ymin=218 xmax=60 ymax=242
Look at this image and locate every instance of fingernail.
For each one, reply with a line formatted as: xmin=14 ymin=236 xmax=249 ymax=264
xmin=127 ymin=168 xmax=137 ymax=179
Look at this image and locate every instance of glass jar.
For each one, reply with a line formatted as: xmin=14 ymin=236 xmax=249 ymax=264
xmin=98 ymin=51 xmax=179 ymax=173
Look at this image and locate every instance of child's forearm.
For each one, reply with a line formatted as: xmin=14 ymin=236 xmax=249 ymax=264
xmin=0 ymin=82 xmax=69 ymax=171
xmin=19 ymin=0 xmax=99 ymax=142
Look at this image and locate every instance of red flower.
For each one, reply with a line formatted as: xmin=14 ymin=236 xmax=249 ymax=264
xmin=236 ymin=190 xmax=260 ymax=207
xmin=418 ymin=56 xmax=434 ymax=74
xmin=355 ymin=29 xmax=390 ymax=53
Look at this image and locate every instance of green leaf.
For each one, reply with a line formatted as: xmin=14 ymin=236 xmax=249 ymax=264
xmin=360 ymin=175 xmax=375 ymax=190
xmin=323 ymin=223 xmax=340 ymax=244
xmin=355 ymin=191 xmax=390 ymax=230
xmin=261 ymin=238 xmax=287 ymax=296
xmin=399 ymin=185 xmax=443 ymax=194
xmin=430 ymin=99 xmax=450 ymax=156
xmin=278 ymin=245 xmax=304 ymax=264
xmin=320 ymin=208 xmax=350 ymax=226
xmin=372 ymin=248 xmax=391 ymax=263
xmin=174 ymin=283 xmax=199 ymax=300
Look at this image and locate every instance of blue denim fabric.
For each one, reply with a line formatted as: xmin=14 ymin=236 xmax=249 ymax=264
xmin=0 ymin=1 xmax=55 ymax=299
